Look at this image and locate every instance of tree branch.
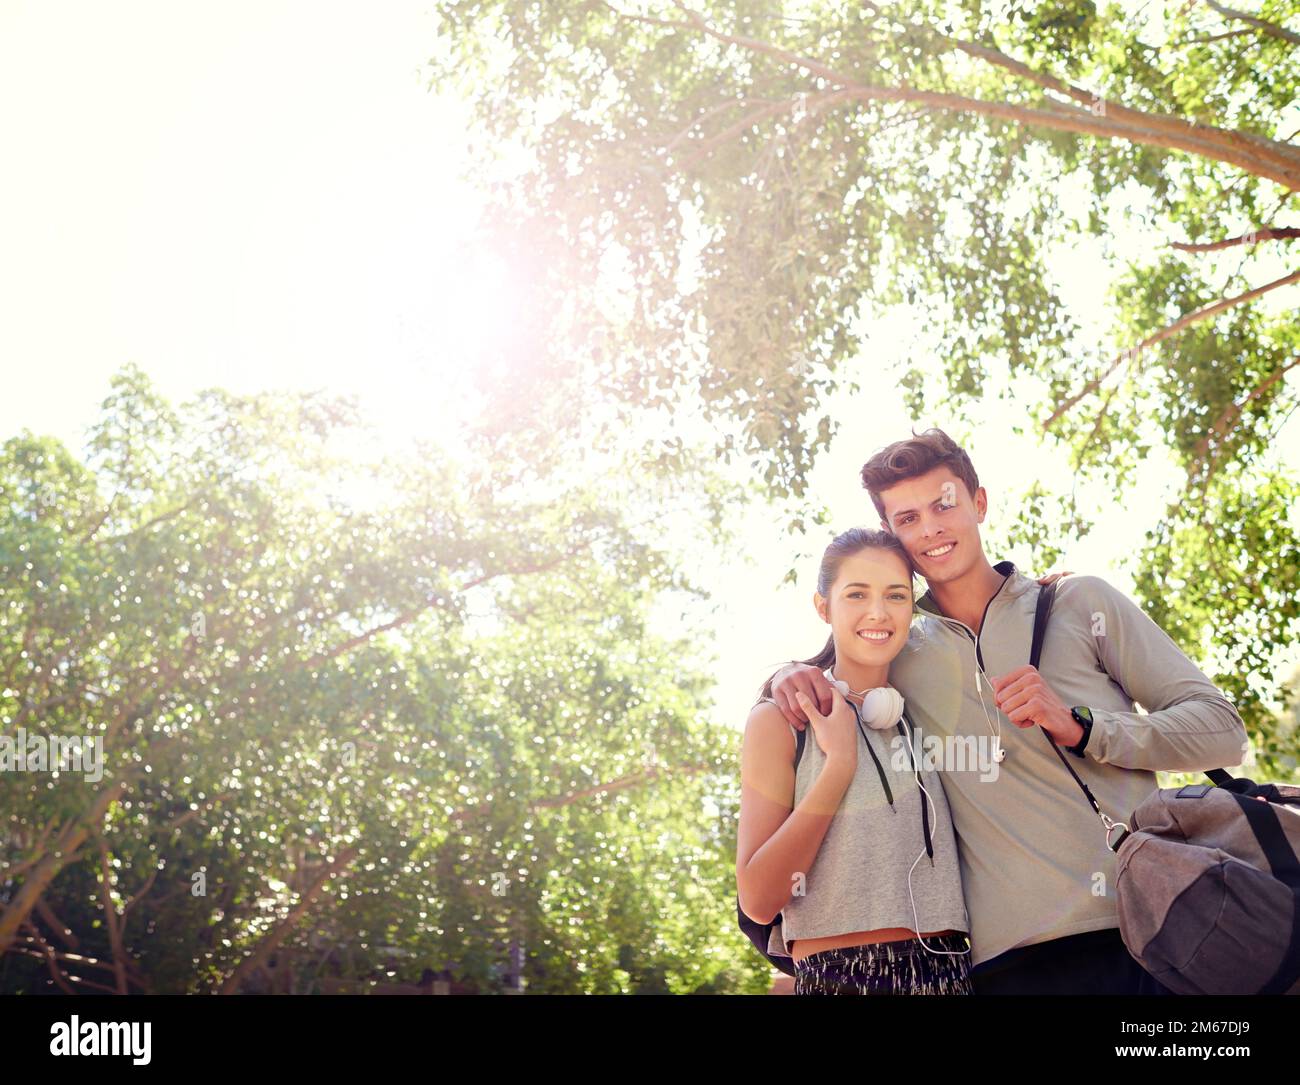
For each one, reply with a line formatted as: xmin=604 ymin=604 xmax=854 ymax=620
xmin=1203 ymin=0 xmax=1300 ymax=47
xmin=96 ymin=836 xmax=130 ymax=994
xmin=8 ymin=936 xmax=146 ymax=985
xmin=22 ymin=921 xmax=77 ymax=995
xmin=1044 ymin=267 xmax=1300 ymax=431
xmin=662 ymin=92 xmax=783 ymax=157
xmin=1172 ymin=226 xmax=1300 ymax=252
xmin=165 ymin=791 xmax=237 ymax=832
xmin=94 ymin=495 xmax=205 ymax=547
xmin=0 ymin=777 xmax=129 ymax=956
xmin=674 ymin=88 xmax=858 ymax=170
xmin=1170 ymin=27 xmax=1253 ymax=44
xmin=449 ymin=760 xmax=716 ymax=822
xmin=615 ymin=1 xmax=1300 ymax=186
xmin=303 ymin=555 xmax=572 ymax=668
xmin=1191 ymin=354 xmax=1300 ymax=481
xmin=1072 ymin=382 xmax=1123 ymax=470
xmin=34 ymin=898 xmax=79 ymax=951
xmin=216 ymin=845 xmax=359 ymax=994
xmin=930 ymin=25 xmax=1300 ymax=175
xmin=0 ymin=814 xmax=60 ymax=882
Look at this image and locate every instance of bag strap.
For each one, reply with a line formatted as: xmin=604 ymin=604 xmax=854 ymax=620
xmin=1229 ymin=793 xmax=1300 ymax=994
xmin=1030 ymin=581 xmax=1132 ymax=851
xmin=1030 ymin=581 xmax=1276 ymax=848
xmin=1029 ymin=579 xmax=1055 ymax=671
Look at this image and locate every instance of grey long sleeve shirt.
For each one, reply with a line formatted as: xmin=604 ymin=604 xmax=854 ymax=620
xmin=887 ymin=560 xmax=1248 ymax=967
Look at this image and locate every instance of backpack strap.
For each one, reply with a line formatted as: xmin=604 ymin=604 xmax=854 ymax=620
xmin=1029 ymin=579 xmax=1056 ymax=672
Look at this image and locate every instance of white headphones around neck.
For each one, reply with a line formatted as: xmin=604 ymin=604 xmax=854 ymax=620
xmin=821 ymin=668 xmax=905 ymax=730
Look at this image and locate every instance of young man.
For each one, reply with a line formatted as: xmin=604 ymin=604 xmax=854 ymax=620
xmin=768 ymin=429 xmax=1248 ymax=995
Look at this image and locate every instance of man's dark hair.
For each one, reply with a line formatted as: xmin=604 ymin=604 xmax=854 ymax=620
xmin=860 ymin=428 xmax=981 ymax=524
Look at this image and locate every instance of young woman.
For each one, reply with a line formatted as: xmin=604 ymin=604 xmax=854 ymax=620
xmin=735 ymin=527 xmax=973 ymax=994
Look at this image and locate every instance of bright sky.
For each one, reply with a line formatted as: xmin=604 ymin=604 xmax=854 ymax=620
xmin=2 ymin=1 xmax=1298 ymax=735
xmin=0 ymin=0 xmax=496 ymax=447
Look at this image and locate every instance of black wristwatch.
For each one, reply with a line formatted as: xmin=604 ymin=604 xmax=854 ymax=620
xmin=1067 ymin=706 xmax=1094 ymax=758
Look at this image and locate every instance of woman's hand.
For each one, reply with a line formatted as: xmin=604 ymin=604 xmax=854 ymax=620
xmin=794 ymin=684 xmax=859 ymax=771
xmin=1037 ymin=569 xmax=1074 ymax=586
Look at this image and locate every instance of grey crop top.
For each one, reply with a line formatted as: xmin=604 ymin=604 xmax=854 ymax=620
xmin=763 ymin=701 xmax=969 ymax=958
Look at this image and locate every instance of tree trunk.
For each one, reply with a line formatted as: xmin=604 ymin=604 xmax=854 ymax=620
xmin=0 ymin=778 xmax=127 ymax=957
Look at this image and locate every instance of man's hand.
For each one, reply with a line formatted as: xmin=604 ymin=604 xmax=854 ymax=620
xmin=988 ymin=664 xmax=1084 ymax=747
xmin=769 ymin=662 xmax=835 ymax=730
xmin=1037 ymin=570 xmax=1074 ymax=586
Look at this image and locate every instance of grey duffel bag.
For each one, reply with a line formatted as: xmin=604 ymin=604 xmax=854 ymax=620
xmin=1031 ymin=581 xmax=1300 ymax=996
xmin=1113 ymin=772 xmax=1300 ymax=995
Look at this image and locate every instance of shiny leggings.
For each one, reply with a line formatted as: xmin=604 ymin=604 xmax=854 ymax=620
xmin=792 ymin=933 xmax=974 ymax=995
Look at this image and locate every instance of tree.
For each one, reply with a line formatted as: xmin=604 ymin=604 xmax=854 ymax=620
xmin=427 ymin=0 xmax=1300 ymax=774
xmin=0 ymin=365 xmax=764 ymax=993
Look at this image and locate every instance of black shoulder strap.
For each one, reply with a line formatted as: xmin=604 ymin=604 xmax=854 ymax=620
xmin=1032 ymin=582 xmax=1120 ymax=840
xmin=794 ymin=724 xmax=806 ymax=770
xmin=1041 ymin=579 xmax=1238 ymax=791
xmin=1030 ymin=579 xmax=1056 ymax=669
xmin=1033 ymin=579 xmax=1244 ymax=848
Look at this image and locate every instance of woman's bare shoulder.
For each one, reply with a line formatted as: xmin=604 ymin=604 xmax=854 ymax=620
xmin=747 ymin=697 xmax=788 ymax=721
xmin=744 ymin=699 xmax=796 ymax=749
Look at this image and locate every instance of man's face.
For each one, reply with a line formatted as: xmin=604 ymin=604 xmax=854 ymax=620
xmin=877 ymin=466 xmax=988 ymax=586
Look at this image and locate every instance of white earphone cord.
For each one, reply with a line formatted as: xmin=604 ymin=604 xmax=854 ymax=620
xmin=843 ymin=691 xmax=970 ymax=959
xmin=905 ymin=656 xmax=1006 ymax=955
xmin=975 ymin=666 xmax=1005 ymax=762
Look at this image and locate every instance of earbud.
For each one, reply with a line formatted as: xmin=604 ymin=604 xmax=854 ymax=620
xmin=976 ymin=668 xmax=1008 ymax=763
xmin=822 ymin=669 xmax=904 ymax=730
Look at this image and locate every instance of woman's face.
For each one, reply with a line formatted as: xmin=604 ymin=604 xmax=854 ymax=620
xmin=815 ymin=547 xmax=914 ymax=668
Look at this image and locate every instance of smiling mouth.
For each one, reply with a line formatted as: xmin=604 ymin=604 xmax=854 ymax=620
xmin=923 ymin=542 xmax=956 ymax=558
xmin=856 ymin=629 xmax=892 ymax=642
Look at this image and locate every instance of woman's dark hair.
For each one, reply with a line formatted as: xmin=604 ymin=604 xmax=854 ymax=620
xmin=755 ymin=527 xmax=916 ymax=704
